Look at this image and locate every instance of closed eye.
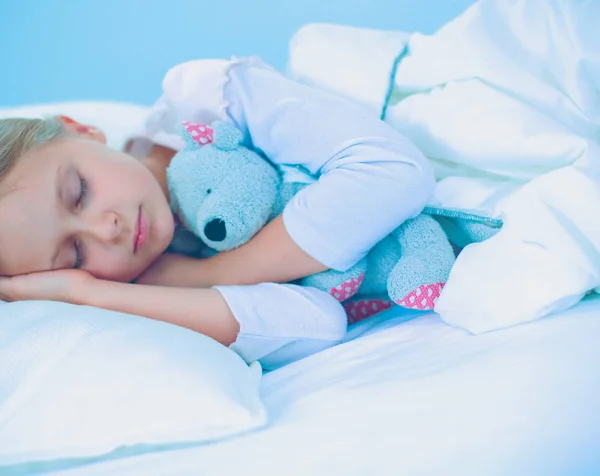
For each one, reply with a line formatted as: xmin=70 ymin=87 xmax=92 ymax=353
xmin=72 ymin=176 xmax=87 ymax=268
xmin=76 ymin=178 xmax=88 ymax=207
xmin=73 ymin=240 xmax=83 ymax=269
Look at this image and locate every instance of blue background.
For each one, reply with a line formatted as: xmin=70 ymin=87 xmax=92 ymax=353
xmin=0 ymin=0 xmax=475 ymax=107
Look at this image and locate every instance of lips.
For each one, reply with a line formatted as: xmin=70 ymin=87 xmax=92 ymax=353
xmin=134 ymin=207 xmax=148 ymax=253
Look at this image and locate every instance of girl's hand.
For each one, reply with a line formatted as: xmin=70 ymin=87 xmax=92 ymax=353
xmin=0 ymin=269 xmax=96 ymax=304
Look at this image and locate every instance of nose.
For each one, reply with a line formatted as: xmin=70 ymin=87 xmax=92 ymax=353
xmin=88 ymin=211 xmax=124 ymax=244
xmin=204 ymin=218 xmax=227 ymax=242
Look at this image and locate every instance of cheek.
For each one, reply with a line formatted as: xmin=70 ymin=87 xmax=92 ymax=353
xmin=87 ymin=245 xmax=163 ymax=282
xmin=85 ymin=251 xmax=138 ymax=282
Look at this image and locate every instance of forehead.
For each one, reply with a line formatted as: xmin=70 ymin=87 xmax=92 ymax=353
xmin=0 ymin=141 xmax=64 ymax=275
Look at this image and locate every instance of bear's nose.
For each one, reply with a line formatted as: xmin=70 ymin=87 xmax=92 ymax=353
xmin=204 ymin=218 xmax=227 ymax=242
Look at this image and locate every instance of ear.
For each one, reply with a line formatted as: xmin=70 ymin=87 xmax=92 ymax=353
xmin=211 ymin=121 xmax=243 ymax=151
xmin=178 ymin=122 xmax=215 ymax=150
xmin=58 ymin=115 xmax=107 ymax=144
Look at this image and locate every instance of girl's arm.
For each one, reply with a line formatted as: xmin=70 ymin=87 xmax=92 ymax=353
xmin=87 ymin=280 xmax=348 ymax=367
xmin=83 ymin=280 xmax=240 ymax=345
xmin=136 ymin=216 xmax=325 ymax=288
xmin=139 ymin=58 xmax=436 ymax=287
xmin=205 ymin=215 xmax=326 ymax=285
xmin=0 ymin=270 xmax=347 ymax=367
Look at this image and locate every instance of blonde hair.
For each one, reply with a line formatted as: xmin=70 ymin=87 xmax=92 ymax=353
xmin=0 ymin=117 xmax=66 ymax=181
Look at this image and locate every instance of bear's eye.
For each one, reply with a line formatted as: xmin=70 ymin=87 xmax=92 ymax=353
xmin=206 ymin=189 xmax=212 ymax=195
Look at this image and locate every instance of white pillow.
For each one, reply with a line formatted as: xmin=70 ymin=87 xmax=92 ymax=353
xmin=0 ymin=101 xmax=150 ymax=150
xmin=0 ymin=300 xmax=267 ymax=468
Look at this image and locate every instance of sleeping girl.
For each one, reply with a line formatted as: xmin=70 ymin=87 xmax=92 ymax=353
xmin=0 ymin=57 xmax=434 ymax=367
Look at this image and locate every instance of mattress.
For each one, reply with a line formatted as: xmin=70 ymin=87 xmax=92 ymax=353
xmin=46 ymin=296 xmax=600 ymax=476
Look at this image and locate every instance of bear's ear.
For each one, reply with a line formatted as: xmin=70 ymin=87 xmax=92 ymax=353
xmin=178 ymin=122 xmax=215 ymax=150
xmin=211 ymin=121 xmax=243 ymax=151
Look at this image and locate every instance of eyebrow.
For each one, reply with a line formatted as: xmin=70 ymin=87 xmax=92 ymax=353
xmin=50 ymin=163 xmax=67 ymax=270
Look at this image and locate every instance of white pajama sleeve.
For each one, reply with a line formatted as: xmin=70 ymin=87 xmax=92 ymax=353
xmin=151 ymin=57 xmax=436 ymax=271
xmin=214 ymin=283 xmax=347 ymax=370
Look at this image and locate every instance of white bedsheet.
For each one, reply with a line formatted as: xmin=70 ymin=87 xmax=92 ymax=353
xmin=44 ymin=298 xmax=600 ymax=476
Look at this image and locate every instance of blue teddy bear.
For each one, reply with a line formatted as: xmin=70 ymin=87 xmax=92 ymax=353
xmin=167 ymin=121 xmax=457 ymax=322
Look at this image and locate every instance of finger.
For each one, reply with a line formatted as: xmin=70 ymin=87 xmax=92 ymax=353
xmin=0 ymin=277 xmax=13 ymax=302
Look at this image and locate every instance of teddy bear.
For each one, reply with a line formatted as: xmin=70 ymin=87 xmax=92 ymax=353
xmin=167 ymin=121 xmax=458 ymax=322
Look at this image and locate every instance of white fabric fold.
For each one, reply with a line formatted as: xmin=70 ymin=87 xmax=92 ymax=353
xmin=287 ymin=23 xmax=410 ymax=116
xmin=287 ymin=0 xmax=600 ymax=332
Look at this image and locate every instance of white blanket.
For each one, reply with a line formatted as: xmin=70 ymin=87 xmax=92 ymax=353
xmin=288 ymin=0 xmax=600 ymax=333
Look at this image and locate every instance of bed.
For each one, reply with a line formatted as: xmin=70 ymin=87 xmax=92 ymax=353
xmin=3 ymin=1 xmax=600 ymax=473
xmin=38 ymin=298 xmax=600 ymax=475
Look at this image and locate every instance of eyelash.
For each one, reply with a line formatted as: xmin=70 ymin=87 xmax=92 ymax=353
xmin=73 ymin=240 xmax=82 ymax=269
xmin=73 ymin=177 xmax=87 ymax=269
xmin=76 ymin=178 xmax=88 ymax=207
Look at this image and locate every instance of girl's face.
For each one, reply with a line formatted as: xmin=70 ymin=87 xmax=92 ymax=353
xmin=0 ymin=128 xmax=175 ymax=282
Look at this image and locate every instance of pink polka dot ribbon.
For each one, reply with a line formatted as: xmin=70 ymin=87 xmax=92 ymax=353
xmin=182 ymin=122 xmax=214 ymax=146
xmin=396 ymin=283 xmax=445 ymax=311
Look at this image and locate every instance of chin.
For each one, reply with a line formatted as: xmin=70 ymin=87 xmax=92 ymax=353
xmin=112 ymin=260 xmax=151 ymax=283
xmin=113 ymin=269 xmax=139 ymax=283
